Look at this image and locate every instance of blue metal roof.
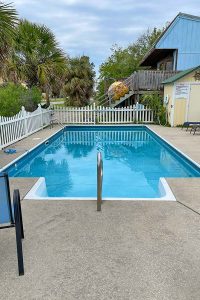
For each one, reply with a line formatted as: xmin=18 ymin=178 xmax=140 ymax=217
xmin=140 ymin=13 xmax=200 ymax=71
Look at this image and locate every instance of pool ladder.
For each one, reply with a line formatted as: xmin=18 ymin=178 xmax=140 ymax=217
xmin=50 ymin=111 xmax=65 ymax=130
xmin=50 ymin=117 xmax=65 ymax=130
xmin=97 ymin=152 xmax=103 ymax=211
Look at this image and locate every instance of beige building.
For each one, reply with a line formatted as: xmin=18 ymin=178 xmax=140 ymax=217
xmin=163 ymin=66 xmax=200 ymax=126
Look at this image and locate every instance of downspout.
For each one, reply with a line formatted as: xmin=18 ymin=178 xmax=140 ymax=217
xmin=171 ymin=83 xmax=176 ymax=127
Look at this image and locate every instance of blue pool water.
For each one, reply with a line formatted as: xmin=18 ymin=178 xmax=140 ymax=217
xmin=4 ymin=126 xmax=200 ymax=198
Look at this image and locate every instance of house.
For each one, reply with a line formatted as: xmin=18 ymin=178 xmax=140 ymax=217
xmin=106 ymin=12 xmax=200 ymax=108
xmin=162 ymin=65 xmax=200 ymax=126
xmin=140 ymin=13 xmax=200 ymax=71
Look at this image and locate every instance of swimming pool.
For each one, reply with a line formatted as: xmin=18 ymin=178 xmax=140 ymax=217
xmin=3 ymin=125 xmax=200 ymax=200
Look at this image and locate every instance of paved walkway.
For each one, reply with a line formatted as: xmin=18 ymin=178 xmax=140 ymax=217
xmin=0 ymin=125 xmax=200 ymax=300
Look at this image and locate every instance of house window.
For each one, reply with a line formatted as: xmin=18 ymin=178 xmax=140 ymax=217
xmin=166 ymin=61 xmax=173 ymax=71
xmin=157 ymin=58 xmax=173 ymax=71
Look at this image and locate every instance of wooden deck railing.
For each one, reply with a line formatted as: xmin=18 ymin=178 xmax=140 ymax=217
xmin=127 ymin=70 xmax=178 ymax=91
xmin=98 ymin=70 xmax=178 ymax=106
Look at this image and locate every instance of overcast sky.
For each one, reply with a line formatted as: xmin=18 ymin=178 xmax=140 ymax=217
xmin=11 ymin=0 xmax=200 ymax=76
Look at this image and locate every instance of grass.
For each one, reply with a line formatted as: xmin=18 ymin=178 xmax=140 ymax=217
xmin=52 ymin=103 xmax=65 ymax=108
xmin=50 ymin=97 xmax=64 ymax=102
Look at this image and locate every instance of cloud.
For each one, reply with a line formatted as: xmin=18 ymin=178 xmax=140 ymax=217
xmin=8 ymin=0 xmax=200 ymax=75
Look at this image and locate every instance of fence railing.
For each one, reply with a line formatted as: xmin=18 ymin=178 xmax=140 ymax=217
xmin=0 ymin=104 xmax=154 ymax=150
xmin=0 ymin=105 xmax=50 ymax=150
xmin=128 ymin=70 xmax=178 ymax=91
xmin=53 ymin=104 xmax=154 ymax=125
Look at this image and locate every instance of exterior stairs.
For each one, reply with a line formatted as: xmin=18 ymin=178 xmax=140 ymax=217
xmin=111 ymin=90 xmax=134 ymax=108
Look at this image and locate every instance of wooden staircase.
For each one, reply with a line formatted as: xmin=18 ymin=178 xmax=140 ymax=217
xmin=111 ymin=90 xmax=134 ymax=108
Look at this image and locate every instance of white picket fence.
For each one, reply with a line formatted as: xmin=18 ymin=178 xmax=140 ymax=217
xmin=0 ymin=105 xmax=50 ymax=149
xmin=53 ymin=104 xmax=154 ymax=125
xmin=0 ymin=103 xmax=154 ymax=150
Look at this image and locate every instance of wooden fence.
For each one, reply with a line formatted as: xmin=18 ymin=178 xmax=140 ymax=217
xmin=53 ymin=104 xmax=154 ymax=125
xmin=128 ymin=70 xmax=178 ymax=91
xmin=0 ymin=105 xmax=50 ymax=149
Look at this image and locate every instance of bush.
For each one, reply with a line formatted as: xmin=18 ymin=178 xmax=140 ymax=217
xmin=0 ymin=83 xmax=41 ymax=116
xmin=21 ymin=86 xmax=42 ymax=112
xmin=141 ymin=93 xmax=167 ymax=125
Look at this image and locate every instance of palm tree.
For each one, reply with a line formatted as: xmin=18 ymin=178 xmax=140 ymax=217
xmin=64 ymin=56 xmax=95 ymax=106
xmin=0 ymin=2 xmax=18 ymax=71
xmin=12 ymin=19 xmax=67 ymax=104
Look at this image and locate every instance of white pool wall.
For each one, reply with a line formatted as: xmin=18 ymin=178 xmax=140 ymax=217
xmin=24 ymin=177 xmax=176 ymax=201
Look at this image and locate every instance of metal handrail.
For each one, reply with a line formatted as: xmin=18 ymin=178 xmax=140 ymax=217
xmin=50 ymin=114 xmax=65 ymax=130
xmin=54 ymin=118 xmax=65 ymax=129
xmin=97 ymin=152 xmax=103 ymax=211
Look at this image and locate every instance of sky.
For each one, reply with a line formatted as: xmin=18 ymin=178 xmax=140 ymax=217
xmin=10 ymin=0 xmax=200 ymax=76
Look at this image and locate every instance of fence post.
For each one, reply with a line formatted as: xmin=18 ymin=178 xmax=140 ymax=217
xmin=93 ymin=103 xmax=96 ymax=124
xmin=0 ymin=116 xmax=2 ymax=150
xmin=38 ymin=104 xmax=43 ymax=128
xmin=21 ymin=106 xmax=28 ymax=136
xmin=135 ymin=105 xmax=138 ymax=124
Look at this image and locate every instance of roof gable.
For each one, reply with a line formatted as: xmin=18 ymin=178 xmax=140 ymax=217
xmin=155 ymin=13 xmax=200 ymax=49
xmin=140 ymin=13 xmax=200 ymax=68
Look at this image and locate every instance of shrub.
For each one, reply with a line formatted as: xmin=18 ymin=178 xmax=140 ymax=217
xmin=21 ymin=86 xmax=42 ymax=112
xmin=141 ymin=93 xmax=167 ymax=125
xmin=0 ymin=83 xmax=41 ymax=116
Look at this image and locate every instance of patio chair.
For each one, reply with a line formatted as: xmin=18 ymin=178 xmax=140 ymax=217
xmin=0 ymin=172 xmax=24 ymax=276
xmin=182 ymin=121 xmax=200 ymax=131
xmin=190 ymin=124 xmax=200 ymax=135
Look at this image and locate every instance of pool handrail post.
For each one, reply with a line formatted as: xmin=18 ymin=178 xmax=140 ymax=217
xmin=13 ymin=189 xmax=24 ymax=275
xmin=97 ymin=152 xmax=103 ymax=211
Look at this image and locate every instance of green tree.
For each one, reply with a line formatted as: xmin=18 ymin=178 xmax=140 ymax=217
xmin=0 ymin=2 xmax=18 ymax=60
xmin=97 ymin=27 xmax=163 ymax=98
xmin=11 ymin=19 xmax=67 ymax=104
xmin=64 ymin=56 xmax=95 ymax=107
xmin=0 ymin=83 xmax=41 ymax=116
xmin=0 ymin=2 xmax=18 ymax=78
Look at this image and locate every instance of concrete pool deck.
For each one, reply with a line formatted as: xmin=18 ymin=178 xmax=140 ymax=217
xmin=0 ymin=125 xmax=200 ymax=299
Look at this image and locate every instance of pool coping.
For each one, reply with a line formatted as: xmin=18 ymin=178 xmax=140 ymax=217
xmin=2 ymin=124 xmax=200 ymax=202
